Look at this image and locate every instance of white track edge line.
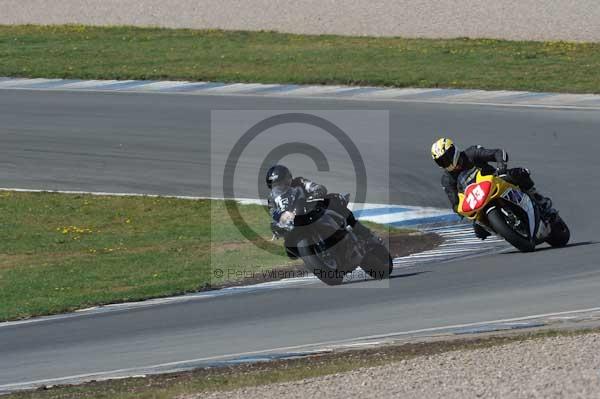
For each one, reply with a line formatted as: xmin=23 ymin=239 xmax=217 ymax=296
xmin=3 ymin=85 xmax=600 ymax=110
xmin=3 ymin=305 xmax=600 ymax=390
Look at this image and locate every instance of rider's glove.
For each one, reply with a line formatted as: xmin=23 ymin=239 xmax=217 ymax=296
xmin=496 ymin=162 xmax=508 ymax=176
xmin=270 ymin=222 xmax=286 ymax=239
xmin=279 ymin=211 xmax=295 ymax=225
xmin=271 ymin=211 xmax=295 ymax=238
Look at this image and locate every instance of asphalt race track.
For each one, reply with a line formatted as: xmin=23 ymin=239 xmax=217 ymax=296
xmin=1 ymin=90 xmax=599 ymax=389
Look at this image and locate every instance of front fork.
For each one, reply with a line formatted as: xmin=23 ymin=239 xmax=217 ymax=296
xmin=345 ymin=225 xmax=369 ymax=265
xmin=484 ymin=198 xmax=549 ymax=244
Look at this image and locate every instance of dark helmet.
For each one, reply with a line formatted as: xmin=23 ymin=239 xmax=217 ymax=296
xmin=265 ymin=164 xmax=292 ymax=190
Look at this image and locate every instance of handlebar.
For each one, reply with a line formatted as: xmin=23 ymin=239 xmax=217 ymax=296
xmin=494 ymin=162 xmax=508 ymax=176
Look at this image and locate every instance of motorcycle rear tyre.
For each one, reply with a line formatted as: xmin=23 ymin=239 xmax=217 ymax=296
xmin=361 ymin=243 xmax=393 ymax=280
xmin=545 ymin=216 xmax=570 ymax=248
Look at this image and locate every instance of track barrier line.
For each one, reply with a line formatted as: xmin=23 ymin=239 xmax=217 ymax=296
xmin=2 ymin=77 xmax=600 ymax=109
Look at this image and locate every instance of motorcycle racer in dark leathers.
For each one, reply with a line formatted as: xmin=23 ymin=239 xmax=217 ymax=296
xmin=265 ymin=164 xmax=377 ymax=243
xmin=265 ymin=164 xmax=392 ymax=284
xmin=431 ymin=138 xmax=557 ymax=240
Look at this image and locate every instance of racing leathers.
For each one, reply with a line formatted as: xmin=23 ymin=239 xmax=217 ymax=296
xmin=268 ymin=177 xmax=327 ymax=235
xmin=441 ymin=145 xmax=555 ymax=239
xmin=267 ymin=177 xmax=376 ymax=243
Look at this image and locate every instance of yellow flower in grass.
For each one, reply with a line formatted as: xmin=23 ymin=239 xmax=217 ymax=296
xmin=58 ymin=225 xmax=94 ymax=236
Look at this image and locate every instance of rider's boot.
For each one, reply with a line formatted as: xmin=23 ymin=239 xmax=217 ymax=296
xmin=525 ymin=188 xmax=558 ymax=221
xmin=473 ymin=222 xmax=491 ymax=240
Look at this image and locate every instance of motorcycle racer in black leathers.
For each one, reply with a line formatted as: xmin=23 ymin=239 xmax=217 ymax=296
xmin=265 ymin=164 xmax=375 ymax=242
xmin=431 ymin=138 xmax=557 ymax=240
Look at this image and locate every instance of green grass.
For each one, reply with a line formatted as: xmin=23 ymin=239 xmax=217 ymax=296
xmin=7 ymin=328 xmax=599 ymax=399
xmin=0 ymin=191 xmax=412 ymax=322
xmin=1 ymin=25 xmax=600 ymax=92
xmin=0 ymin=191 xmax=297 ymax=321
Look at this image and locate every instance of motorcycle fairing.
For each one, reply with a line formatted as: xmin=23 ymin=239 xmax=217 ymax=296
xmin=461 ymin=181 xmax=493 ymax=213
xmin=457 ymin=170 xmax=514 ymax=221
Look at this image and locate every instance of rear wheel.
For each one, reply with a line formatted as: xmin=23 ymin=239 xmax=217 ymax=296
xmin=297 ymin=239 xmax=346 ymax=286
xmin=545 ymin=216 xmax=570 ymax=247
xmin=361 ymin=243 xmax=393 ymax=280
xmin=487 ymin=207 xmax=535 ymax=253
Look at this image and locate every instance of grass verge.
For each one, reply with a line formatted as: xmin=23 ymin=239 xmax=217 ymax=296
xmin=2 ymin=25 xmax=600 ymax=93
xmin=0 ymin=191 xmax=284 ymax=321
xmin=0 ymin=191 xmax=429 ymax=321
xmin=7 ymin=327 xmax=599 ymax=399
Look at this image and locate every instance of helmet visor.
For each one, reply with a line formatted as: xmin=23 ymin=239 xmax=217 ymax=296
xmin=271 ymin=180 xmax=292 ymax=197
xmin=434 ymin=146 xmax=456 ymax=170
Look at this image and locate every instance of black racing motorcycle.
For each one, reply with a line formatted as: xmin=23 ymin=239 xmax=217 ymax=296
xmin=272 ymin=187 xmax=393 ymax=286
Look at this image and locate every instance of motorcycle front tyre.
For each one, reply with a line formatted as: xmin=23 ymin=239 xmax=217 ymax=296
xmin=487 ymin=207 xmax=535 ymax=253
xmin=297 ymin=238 xmax=346 ymax=286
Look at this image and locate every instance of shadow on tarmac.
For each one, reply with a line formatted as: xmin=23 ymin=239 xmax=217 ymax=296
xmin=503 ymin=241 xmax=600 ymax=255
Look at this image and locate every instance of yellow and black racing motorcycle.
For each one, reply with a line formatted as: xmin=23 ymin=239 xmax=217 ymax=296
xmin=456 ymin=167 xmax=570 ymax=252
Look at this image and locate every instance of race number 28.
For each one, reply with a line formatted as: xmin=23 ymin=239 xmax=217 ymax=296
xmin=466 ymin=185 xmax=486 ymax=209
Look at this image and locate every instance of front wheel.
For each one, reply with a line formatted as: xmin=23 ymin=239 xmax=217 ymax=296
xmin=297 ymin=239 xmax=346 ymax=286
xmin=487 ymin=207 xmax=535 ymax=253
